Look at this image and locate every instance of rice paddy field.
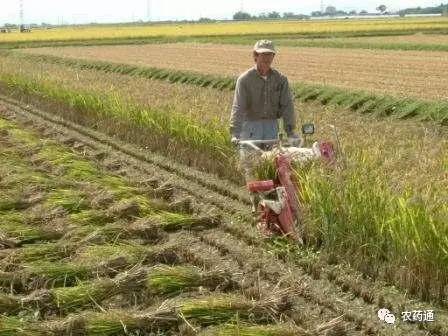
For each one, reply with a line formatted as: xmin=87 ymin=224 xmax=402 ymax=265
xmin=0 ymin=17 xmax=447 ymax=44
xmin=0 ymin=16 xmax=448 ymax=335
xmin=227 ymin=32 xmax=448 ymax=52
xmin=20 ymin=43 xmax=448 ymax=100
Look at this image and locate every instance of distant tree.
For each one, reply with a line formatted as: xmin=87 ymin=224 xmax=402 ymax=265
xmin=311 ymin=11 xmax=323 ymax=16
xmin=376 ymin=5 xmax=387 ymax=14
xmin=198 ymin=17 xmax=215 ymax=23
xmin=325 ymin=6 xmax=337 ymax=16
xmin=283 ymin=12 xmax=295 ymax=18
xmin=396 ymin=3 xmax=446 ymax=15
xmin=267 ymin=11 xmax=281 ymax=19
xmin=359 ymin=10 xmax=368 ymax=15
xmin=443 ymin=3 xmax=448 ymax=16
xmin=233 ymin=11 xmax=252 ymax=20
xmin=282 ymin=12 xmax=309 ymax=19
xmin=336 ymin=10 xmax=349 ymax=15
xmin=349 ymin=10 xmax=357 ymax=15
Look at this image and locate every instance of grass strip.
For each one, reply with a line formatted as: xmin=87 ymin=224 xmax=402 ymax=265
xmin=198 ymin=323 xmax=309 ymax=336
xmin=0 ymin=243 xmax=179 ymax=290
xmin=0 ymin=293 xmax=289 ymax=335
xmin=1 ymin=27 xmax=448 ymax=49
xmin=1 ymin=266 xmax=233 ymax=314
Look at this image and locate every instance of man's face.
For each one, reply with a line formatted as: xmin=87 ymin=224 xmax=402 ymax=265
xmin=255 ymin=52 xmax=275 ymax=73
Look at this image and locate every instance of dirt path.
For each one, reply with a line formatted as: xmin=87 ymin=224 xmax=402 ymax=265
xmin=0 ymin=95 xmax=447 ymax=335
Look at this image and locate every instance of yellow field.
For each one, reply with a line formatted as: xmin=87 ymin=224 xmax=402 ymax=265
xmin=1 ymin=17 xmax=448 ymax=43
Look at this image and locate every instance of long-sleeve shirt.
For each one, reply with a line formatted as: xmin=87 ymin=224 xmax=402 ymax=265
xmin=230 ymin=66 xmax=296 ymax=137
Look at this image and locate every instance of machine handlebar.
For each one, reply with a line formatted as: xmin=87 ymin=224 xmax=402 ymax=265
xmin=238 ymin=139 xmax=279 ymax=152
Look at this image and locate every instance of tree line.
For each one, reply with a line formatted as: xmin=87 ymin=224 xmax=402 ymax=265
xmin=233 ymin=3 xmax=448 ymax=20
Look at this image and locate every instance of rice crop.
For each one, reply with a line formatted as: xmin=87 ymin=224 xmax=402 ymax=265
xmin=0 ymin=292 xmax=290 ymax=335
xmin=147 ymin=265 xmax=231 ymax=295
xmin=198 ymin=323 xmax=308 ymax=336
xmin=0 ymin=30 xmax=447 ymax=308
xmin=0 ymin=17 xmax=447 ymax=45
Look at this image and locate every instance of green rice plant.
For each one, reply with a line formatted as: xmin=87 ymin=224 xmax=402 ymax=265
xmin=2 ymin=246 xmax=152 ymax=290
xmin=7 ymin=127 xmax=41 ymax=147
xmin=147 ymin=265 xmax=229 ymax=296
xmin=0 ymin=271 xmax=27 ymax=292
xmin=37 ymin=144 xmax=101 ymax=182
xmin=357 ymin=99 xmax=380 ymax=115
xmin=0 ymin=196 xmax=22 ymax=212
xmin=326 ymin=92 xmax=352 ymax=107
xmin=0 ymin=293 xmax=21 ymax=314
xmin=0 ymin=312 xmax=149 ymax=336
xmin=0 ymin=70 xmax=235 ymax=179
xmin=69 ymin=209 xmax=114 ymax=226
xmin=0 ymin=154 xmax=50 ymax=190
xmin=178 ymin=295 xmax=280 ymax=325
xmin=0 ymin=211 xmax=62 ymax=243
xmin=52 ymin=278 xmax=121 ymax=312
xmin=144 ymin=212 xmax=220 ymax=232
xmin=65 ymin=310 xmax=173 ymax=336
xmin=395 ymin=101 xmax=426 ymax=119
xmin=372 ymin=97 xmax=399 ymax=117
xmin=342 ymin=92 xmax=376 ymax=110
xmin=72 ymin=243 xmax=148 ymax=267
xmin=253 ymin=157 xmax=277 ymax=181
xmin=100 ymin=176 xmax=137 ymax=197
xmin=38 ymin=266 xmax=230 ymax=312
xmin=80 ymin=312 xmax=145 ymax=336
xmin=198 ymin=323 xmax=308 ymax=336
xmin=23 ymin=261 xmax=91 ymax=287
xmin=0 ymin=316 xmax=47 ymax=336
xmin=294 ymin=85 xmax=320 ymax=102
xmin=418 ymin=102 xmax=448 ymax=123
xmin=0 ymin=293 xmax=289 ymax=335
xmin=44 ymin=189 xmax=89 ymax=213
xmin=5 ymin=266 xmax=215 ymax=313
xmin=316 ymin=88 xmax=342 ymax=105
xmin=0 ymin=242 xmax=75 ymax=264
xmin=297 ymin=150 xmax=448 ymax=301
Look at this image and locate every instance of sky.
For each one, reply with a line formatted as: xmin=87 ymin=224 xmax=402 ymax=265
xmin=0 ymin=0 xmax=443 ymax=25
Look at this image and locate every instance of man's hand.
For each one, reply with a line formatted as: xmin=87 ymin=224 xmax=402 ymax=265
xmin=231 ymin=136 xmax=240 ymax=147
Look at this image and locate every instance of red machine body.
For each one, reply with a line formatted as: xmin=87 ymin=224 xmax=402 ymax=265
xmin=245 ymin=140 xmax=336 ymax=242
xmin=246 ymin=153 xmax=300 ymax=241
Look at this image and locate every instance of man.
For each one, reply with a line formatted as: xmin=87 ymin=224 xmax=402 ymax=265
xmin=230 ymin=40 xmax=299 ymax=212
xmin=230 ymin=40 xmax=299 ymax=177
